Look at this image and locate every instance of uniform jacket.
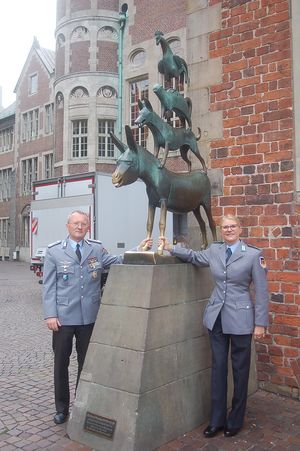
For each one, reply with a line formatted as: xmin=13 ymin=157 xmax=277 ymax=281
xmin=42 ymin=237 xmax=123 ymax=325
xmin=172 ymin=240 xmax=269 ymax=334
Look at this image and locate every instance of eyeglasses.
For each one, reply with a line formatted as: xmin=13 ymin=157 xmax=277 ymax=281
xmin=222 ymin=225 xmax=238 ymax=230
xmin=68 ymin=222 xmax=89 ymax=228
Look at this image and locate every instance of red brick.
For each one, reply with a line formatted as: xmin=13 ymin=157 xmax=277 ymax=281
xmin=208 ymin=0 xmax=294 ymax=394
xmin=275 ymin=272 xmax=300 ymax=283
xmin=284 ymin=348 xmax=299 ymax=358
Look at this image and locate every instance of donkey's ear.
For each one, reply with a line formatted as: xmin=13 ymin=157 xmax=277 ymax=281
xmin=144 ymin=98 xmax=153 ymax=111
xmin=125 ymin=126 xmax=138 ymax=153
xmin=110 ymin=132 xmax=127 ymax=153
xmin=138 ymin=99 xmax=144 ymax=110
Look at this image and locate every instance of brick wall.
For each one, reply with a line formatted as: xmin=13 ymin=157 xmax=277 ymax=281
xmin=70 ymin=42 xmax=90 ymax=72
xmin=71 ymin=0 xmax=91 ymax=12
xmin=97 ymin=41 xmax=118 ymax=73
xmin=68 ymin=163 xmax=89 ymax=174
xmin=208 ymin=0 xmax=299 ymax=397
xmin=95 ymin=163 xmax=116 ymax=173
xmin=131 ymin=0 xmax=187 ymax=45
xmin=55 ymin=46 xmax=65 ymax=78
xmin=97 ymin=0 xmax=119 ymax=10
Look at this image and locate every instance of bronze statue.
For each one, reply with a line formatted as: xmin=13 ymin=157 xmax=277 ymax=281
xmin=135 ymin=99 xmax=206 ymax=173
xmin=155 ymin=31 xmax=189 ymax=85
xmin=153 ymin=83 xmax=192 ymax=128
xmin=111 ymin=126 xmax=216 ymax=253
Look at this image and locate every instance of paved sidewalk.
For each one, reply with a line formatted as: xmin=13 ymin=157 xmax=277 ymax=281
xmin=0 ymin=261 xmax=299 ymax=450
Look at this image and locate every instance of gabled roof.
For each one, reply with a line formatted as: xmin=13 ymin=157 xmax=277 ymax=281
xmin=0 ymin=101 xmax=16 ymax=120
xmin=14 ymin=37 xmax=55 ymax=93
xmin=36 ymin=46 xmax=55 ymax=74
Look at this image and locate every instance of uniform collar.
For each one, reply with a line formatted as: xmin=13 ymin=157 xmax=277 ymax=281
xmin=226 ymin=240 xmax=240 ymax=254
xmin=67 ymin=237 xmax=83 ymax=250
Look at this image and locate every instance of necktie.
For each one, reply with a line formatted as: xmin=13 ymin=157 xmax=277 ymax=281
xmin=226 ymin=247 xmax=232 ymax=263
xmin=75 ymin=243 xmax=82 ymax=262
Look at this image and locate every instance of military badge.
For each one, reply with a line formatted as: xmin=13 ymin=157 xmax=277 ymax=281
xmin=60 ymin=261 xmax=72 ymax=272
xmin=88 ymin=257 xmax=98 ymax=268
xmin=88 ymin=257 xmax=101 ymax=278
xmin=259 ymin=256 xmax=267 ymax=269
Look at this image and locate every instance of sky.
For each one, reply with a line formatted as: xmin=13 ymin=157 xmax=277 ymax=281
xmin=0 ymin=0 xmax=57 ymax=108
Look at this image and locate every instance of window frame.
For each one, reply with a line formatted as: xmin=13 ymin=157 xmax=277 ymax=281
xmin=72 ymin=119 xmax=88 ymax=158
xmin=45 ymin=103 xmax=54 ymax=134
xmin=22 ymin=109 xmax=39 ymax=141
xmin=129 ymin=78 xmax=149 ymax=147
xmin=43 ymin=153 xmax=54 ymax=179
xmin=98 ymin=119 xmax=115 ymax=158
xmin=21 ymin=157 xmax=38 ymax=195
xmin=0 ymin=217 xmax=9 ymax=247
xmin=0 ymin=168 xmax=12 ymax=201
xmin=29 ymin=73 xmax=38 ymax=95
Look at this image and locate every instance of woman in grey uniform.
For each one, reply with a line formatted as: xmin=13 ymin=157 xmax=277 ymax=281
xmin=159 ymin=214 xmax=269 ymax=438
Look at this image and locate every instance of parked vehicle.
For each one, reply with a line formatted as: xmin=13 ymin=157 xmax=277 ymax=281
xmin=30 ymin=172 xmax=173 ymax=282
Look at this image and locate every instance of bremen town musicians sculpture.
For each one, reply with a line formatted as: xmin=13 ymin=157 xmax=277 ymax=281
xmin=112 ymin=31 xmax=216 ymax=252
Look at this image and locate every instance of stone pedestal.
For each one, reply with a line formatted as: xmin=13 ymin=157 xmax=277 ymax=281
xmin=67 ymin=263 xmax=257 ymax=450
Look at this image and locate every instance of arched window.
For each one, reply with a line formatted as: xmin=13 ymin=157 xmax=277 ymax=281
xmin=71 ymin=26 xmax=89 ymax=42
xmin=130 ymin=49 xmax=146 ymax=67
xmin=98 ymin=26 xmax=118 ymax=41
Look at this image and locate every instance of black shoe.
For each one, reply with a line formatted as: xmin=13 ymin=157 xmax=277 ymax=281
xmin=203 ymin=425 xmax=223 ymax=438
xmin=224 ymin=426 xmax=240 ymax=437
xmin=53 ymin=412 xmax=68 ymax=424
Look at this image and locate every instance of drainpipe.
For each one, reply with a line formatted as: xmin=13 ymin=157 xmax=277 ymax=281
xmin=118 ymin=3 xmax=128 ymax=138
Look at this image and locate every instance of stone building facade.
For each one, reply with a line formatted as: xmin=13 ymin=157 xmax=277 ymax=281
xmin=0 ymin=0 xmax=299 ymax=398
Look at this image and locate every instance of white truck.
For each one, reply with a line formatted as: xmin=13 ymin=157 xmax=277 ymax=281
xmin=30 ymin=172 xmax=173 ymax=282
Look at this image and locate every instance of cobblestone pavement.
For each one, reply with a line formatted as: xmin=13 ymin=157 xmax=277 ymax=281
xmin=0 ymin=261 xmax=299 ymax=450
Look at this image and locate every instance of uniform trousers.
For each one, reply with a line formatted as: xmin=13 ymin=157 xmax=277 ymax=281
xmin=52 ymin=324 xmax=94 ymax=414
xmin=208 ymin=313 xmax=252 ymax=429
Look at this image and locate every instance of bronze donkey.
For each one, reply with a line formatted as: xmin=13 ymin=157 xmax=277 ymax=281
xmin=135 ymin=99 xmax=207 ymax=173
xmin=111 ymin=126 xmax=216 ymax=252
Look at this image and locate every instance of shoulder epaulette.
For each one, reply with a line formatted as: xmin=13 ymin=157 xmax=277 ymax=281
xmin=86 ymin=238 xmax=102 ymax=245
xmin=247 ymin=243 xmax=260 ymax=250
xmin=48 ymin=240 xmax=62 ymax=248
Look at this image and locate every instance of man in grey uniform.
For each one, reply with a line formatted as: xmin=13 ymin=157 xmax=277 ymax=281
xmin=43 ymin=210 xmax=151 ymax=424
xmin=159 ymin=214 xmax=269 ymax=438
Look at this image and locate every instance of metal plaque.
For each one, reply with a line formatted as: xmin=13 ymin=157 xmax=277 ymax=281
xmin=84 ymin=412 xmax=116 ymax=440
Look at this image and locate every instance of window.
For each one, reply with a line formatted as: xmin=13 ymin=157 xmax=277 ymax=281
xmin=0 ymin=127 xmax=13 ymax=152
xmin=21 ymin=206 xmax=30 ymax=247
xmin=21 ymin=157 xmax=38 ymax=195
xmin=129 ymin=79 xmax=149 ymax=147
xmin=29 ymin=73 xmax=38 ymax=95
xmin=0 ymin=218 xmax=9 ymax=247
xmin=0 ymin=168 xmax=12 ymax=201
xmin=44 ymin=154 xmax=54 ymax=179
xmin=130 ymin=50 xmax=146 ymax=67
xmin=45 ymin=103 xmax=54 ymax=134
xmin=72 ymin=120 xmax=88 ymax=158
xmin=98 ymin=120 xmax=115 ymax=158
xmin=22 ymin=109 xmax=39 ymax=141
